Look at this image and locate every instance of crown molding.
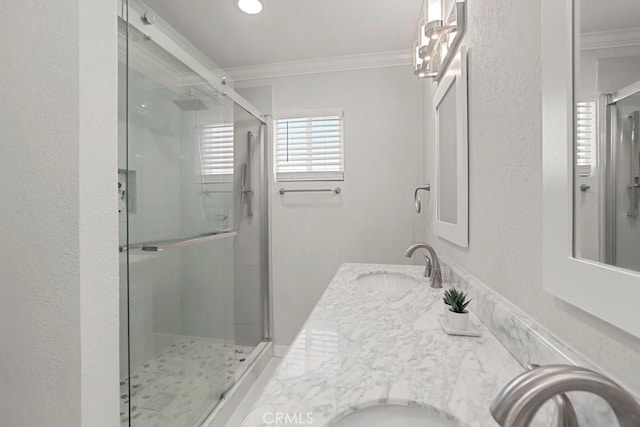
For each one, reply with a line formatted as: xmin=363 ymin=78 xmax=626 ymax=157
xmin=224 ymin=50 xmax=412 ymax=82
xmin=581 ymin=27 xmax=640 ymax=50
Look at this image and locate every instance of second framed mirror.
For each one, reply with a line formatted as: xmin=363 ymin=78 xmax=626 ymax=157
xmin=433 ymin=46 xmax=468 ymax=247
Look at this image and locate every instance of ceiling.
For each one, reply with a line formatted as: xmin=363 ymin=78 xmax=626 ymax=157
xmin=580 ymin=0 xmax=640 ymax=33
xmin=144 ymin=0 xmax=423 ymax=70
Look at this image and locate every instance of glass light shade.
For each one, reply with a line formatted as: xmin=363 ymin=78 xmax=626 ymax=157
xmin=414 ymin=41 xmax=422 ymax=72
xmin=419 ymin=19 xmax=429 ymax=46
xmin=237 ymin=0 xmax=263 ymax=14
xmin=427 ymin=0 xmax=442 ymax=22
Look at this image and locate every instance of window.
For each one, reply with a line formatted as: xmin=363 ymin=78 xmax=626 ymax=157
xmin=200 ymin=123 xmax=234 ymax=182
xmin=274 ymin=111 xmax=344 ymax=181
xmin=576 ymin=101 xmax=596 ymax=178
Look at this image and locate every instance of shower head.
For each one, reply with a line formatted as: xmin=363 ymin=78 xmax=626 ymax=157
xmin=173 ymin=98 xmax=209 ymax=111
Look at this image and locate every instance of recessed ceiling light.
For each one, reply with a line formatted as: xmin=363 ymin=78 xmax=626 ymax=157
xmin=237 ymin=0 xmax=263 ymax=15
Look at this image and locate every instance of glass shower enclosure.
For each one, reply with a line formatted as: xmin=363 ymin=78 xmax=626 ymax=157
xmin=118 ymin=2 xmax=270 ymax=425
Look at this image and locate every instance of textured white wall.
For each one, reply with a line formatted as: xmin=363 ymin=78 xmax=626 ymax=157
xmin=79 ymin=1 xmax=119 ymax=424
xmin=0 ymin=0 xmax=119 ymax=426
xmin=0 ymin=2 xmax=81 ymax=424
xmin=238 ymin=66 xmax=423 ymax=346
xmin=417 ymin=0 xmax=640 ymax=393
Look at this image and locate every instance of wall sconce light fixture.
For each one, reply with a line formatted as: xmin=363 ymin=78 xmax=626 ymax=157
xmin=414 ymin=0 xmax=466 ymax=81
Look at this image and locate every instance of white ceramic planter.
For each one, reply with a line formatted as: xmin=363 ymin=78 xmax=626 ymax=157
xmin=448 ymin=310 xmax=469 ymax=330
xmin=443 ymin=302 xmax=452 ymax=318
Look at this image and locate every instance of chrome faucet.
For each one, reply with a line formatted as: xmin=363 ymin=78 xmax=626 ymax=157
xmin=526 ymin=364 xmax=578 ymax=427
xmin=491 ymin=364 xmax=640 ymax=427
xmin=404 ymin=243 xmax=443 ymax=288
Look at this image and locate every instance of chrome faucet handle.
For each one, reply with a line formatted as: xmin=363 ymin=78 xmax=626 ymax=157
xmin=404 ymin=243 xmax=443 ymax=288
xmin=423 ymin=255 xmax=432 ymax=277
xmin=527 ymin=364 xmax=579 ymax=427
xmin=491 ymin=364 xmax=640 ymax=427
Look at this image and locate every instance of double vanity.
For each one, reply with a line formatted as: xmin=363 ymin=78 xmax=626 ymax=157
xmin=244 ymin=262 xmax=519 ymax=426
xmin=241 ymin=257 xmax=640 ymax=426
xmin=241 ymin=262 xmax=541 ymax=425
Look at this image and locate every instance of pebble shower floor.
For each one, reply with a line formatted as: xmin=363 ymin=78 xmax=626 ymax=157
xmin=120 ymin=339 xmax=255 ymax=426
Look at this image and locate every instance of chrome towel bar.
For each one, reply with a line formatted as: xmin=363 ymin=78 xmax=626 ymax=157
xmin=279 ymin=187 xmax=341 ymax=195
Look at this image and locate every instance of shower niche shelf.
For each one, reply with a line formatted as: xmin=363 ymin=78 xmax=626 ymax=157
xmin=118 ymin=168 xmax=137 ymax=214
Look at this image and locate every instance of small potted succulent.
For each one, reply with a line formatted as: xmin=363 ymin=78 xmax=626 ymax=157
xmin=442 ymin=288 xmax=456 ymax=317
xmin=448 ymin=289 xmax=472 ymax=330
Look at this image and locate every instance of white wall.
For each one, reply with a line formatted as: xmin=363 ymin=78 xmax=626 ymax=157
xmin=79 ymin=2 xmax=119 ymax=424
xmin=238 ymin=66 xmax=423 ymax=346
xmin=574 ymin=49 xmax=600 ymax=262
xmin=0 ymin=1 xmax=119 ymax=425
xmin=417 ymin=0 xmax=640 ymax=393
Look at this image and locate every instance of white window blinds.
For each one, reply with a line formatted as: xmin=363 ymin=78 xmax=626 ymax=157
xmin=274 ymin=113 xmax=344 ymax=181
xmin=200 ymin=123 xmax=234 ymax=180
xmin=576 ymin=101 xmax=596 ymax=178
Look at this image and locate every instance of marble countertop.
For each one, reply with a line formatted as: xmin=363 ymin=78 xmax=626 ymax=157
xmin=242 ymin=263 xmax=548 ymax=426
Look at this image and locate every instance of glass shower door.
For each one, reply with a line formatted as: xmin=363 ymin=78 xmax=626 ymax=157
xmin=120 ymin=21 xmax=238 ymax=426
xmin=231 ymin=105 xmax=268 ymax=376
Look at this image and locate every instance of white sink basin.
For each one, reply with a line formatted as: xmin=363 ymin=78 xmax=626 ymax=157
xmin=356 ymin=272 xmax=421 ymax=290
xmin=330 ymin=404 xmax=457 ymax=427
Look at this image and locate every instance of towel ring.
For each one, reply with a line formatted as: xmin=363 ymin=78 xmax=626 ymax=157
xmin=414 ymin=184 xmax=431 ymax=213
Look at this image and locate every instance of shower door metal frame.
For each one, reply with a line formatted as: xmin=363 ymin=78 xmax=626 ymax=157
xmin=261 ymin=120 xmax=274 ymax=342
xmin=120 ymin=0 xmax=266 ymax=125
xmin=119 ymin=2 xmax=274 ymax=426
xmin=119 ymin=0 xmax=273 ymax=362
xmin=602 ymin=94 xmax=617 ymax=265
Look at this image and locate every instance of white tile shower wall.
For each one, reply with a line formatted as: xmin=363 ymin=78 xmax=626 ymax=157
xmin=440 ymin=257 xmax=622 ymax=426
xmin=237 ymin=66 xmax=423 ymax=346
xmin=178 ymin=95 xmax=234 ymax=237
xmin=120 ymin=65 xmax=184 ymax=374
xmin=176 ymin=96 xmax=236 ymax=346
xmin=180 ymin=238 xmax=235 ymax=343
xmin=416 ymin=0 xmax=640 ymax=400
xmin=233 ymin=86 xmax=274 ymax=347
xmin=232 ymin=103 xmax=266 ymax=347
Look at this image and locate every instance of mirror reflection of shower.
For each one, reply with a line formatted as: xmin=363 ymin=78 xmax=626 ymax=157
xmin=573 ymin=0 xmax=640 ymax=273
xmin=573 ymin=85 xmax=640 ymax=273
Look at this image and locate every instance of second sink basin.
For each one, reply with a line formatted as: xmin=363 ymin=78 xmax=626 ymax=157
xmin=356 ymin=272 xmax=421 ymax=290
xmin=330 ymin=404 xmax=457 ymax=427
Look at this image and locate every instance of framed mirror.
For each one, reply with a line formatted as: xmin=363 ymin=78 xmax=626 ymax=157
xmin=543 ymin=0 xmax=640 ymax=338
xmin=433 ymin=47 xmax=468 ymax=247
